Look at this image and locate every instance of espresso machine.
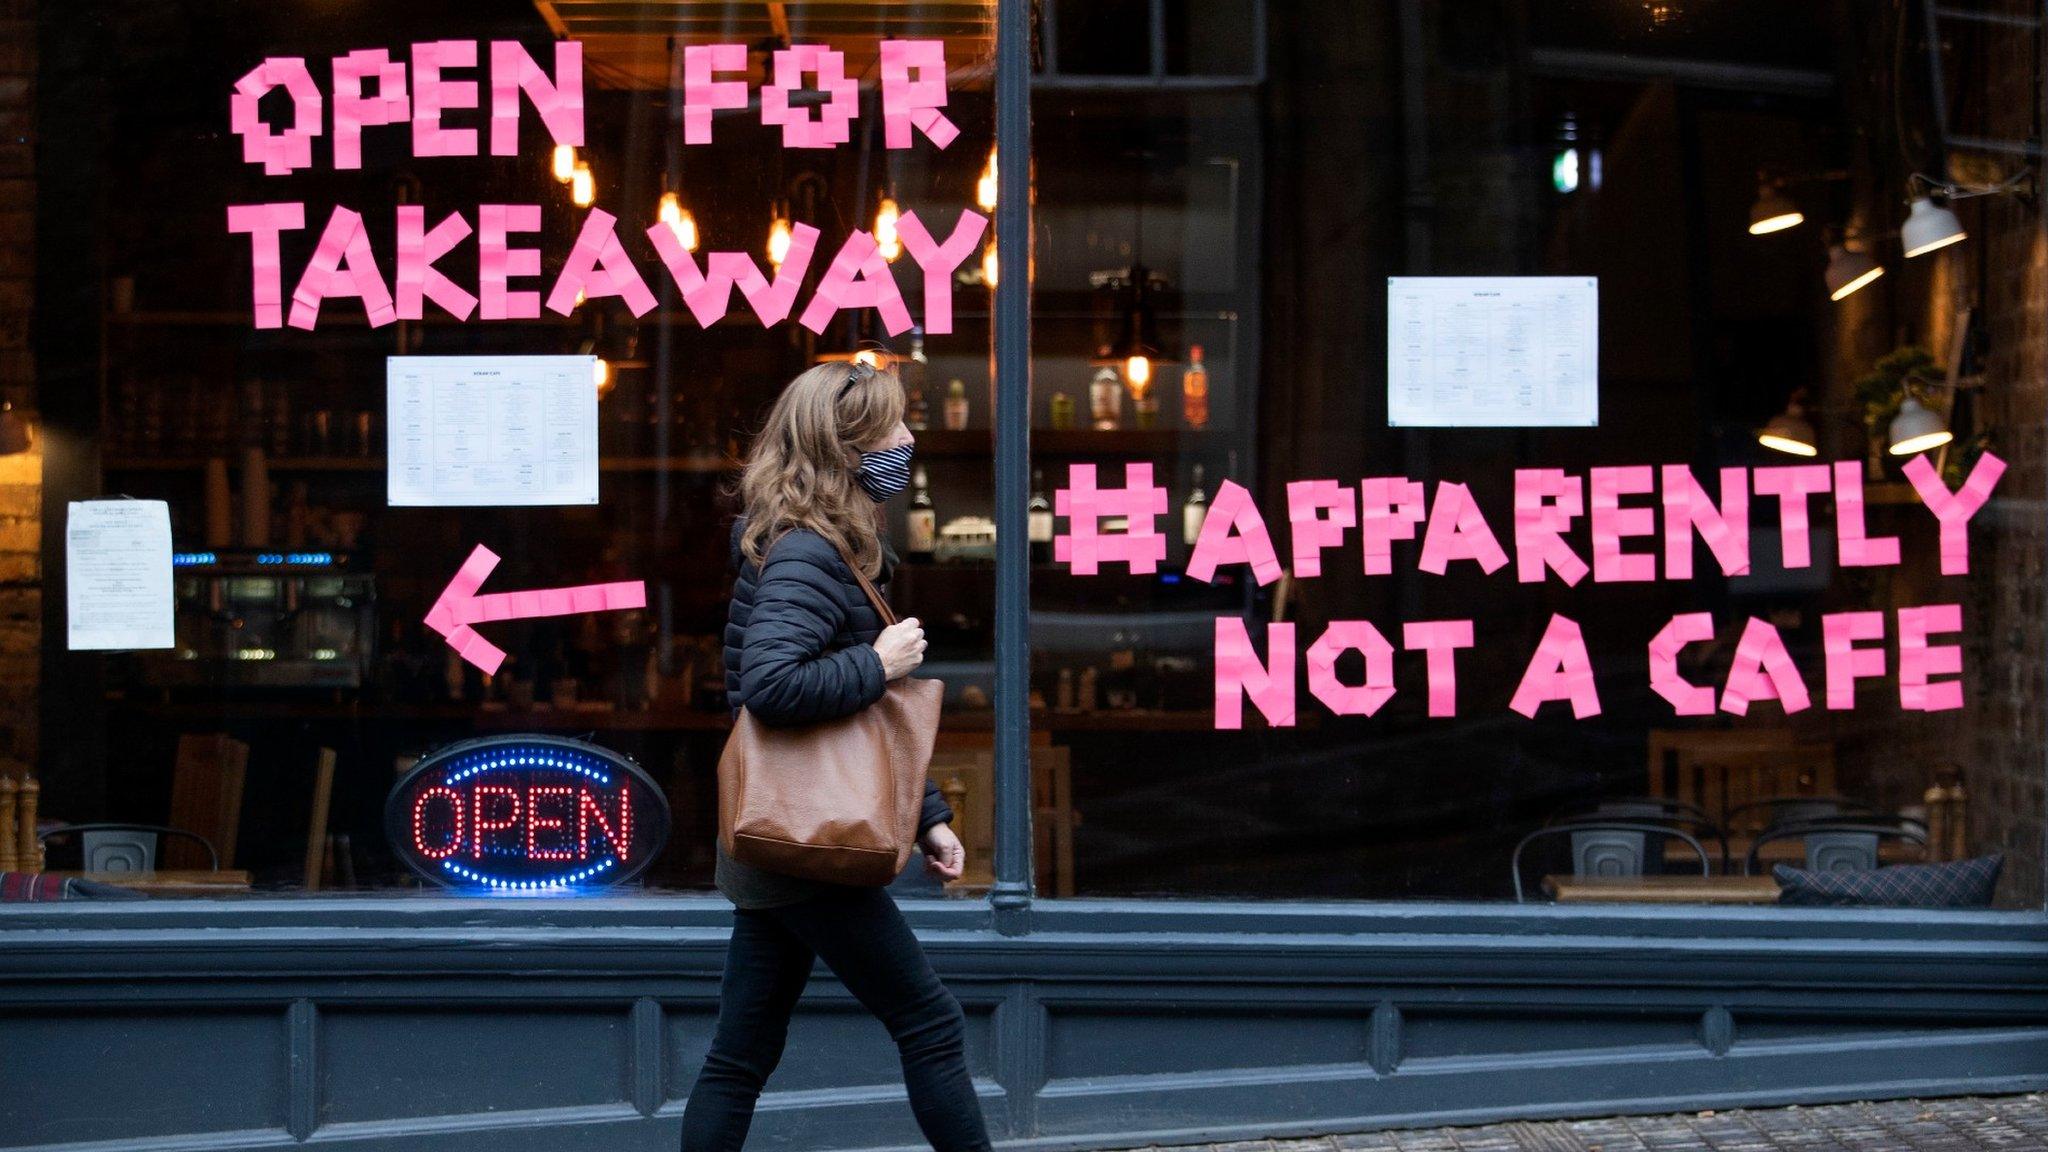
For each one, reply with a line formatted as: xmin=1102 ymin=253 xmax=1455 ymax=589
xmin=138 ymin=550 xmax=377 ymax=688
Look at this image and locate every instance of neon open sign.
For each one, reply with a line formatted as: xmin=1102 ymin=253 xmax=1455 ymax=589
xmin=385 ymin=735 xmax=670 ymax=891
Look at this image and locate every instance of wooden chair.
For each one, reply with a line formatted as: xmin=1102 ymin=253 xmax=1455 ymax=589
xmin=1646 ymin=729 xmax=1837 ymax=837
xmin=164 ymin=734 xmax=249 ymax=870
xmin=302 ymin=747 xmax=338 ymax=892
xmin=924 ymin=731 xmax=1080 ymax=897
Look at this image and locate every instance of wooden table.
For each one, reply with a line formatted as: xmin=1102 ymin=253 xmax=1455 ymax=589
xmin=49 ymin=869 xmax=252 ymax=895
xmin=1543 ymin=874 xmax=1782 ymax=904
xmin=1666 ymin=836 xmax=1921 ymax=868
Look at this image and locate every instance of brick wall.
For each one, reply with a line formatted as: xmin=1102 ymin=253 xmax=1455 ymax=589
xmin=0 ymin=0 xmax=34 ymax=773
xmin=1959 ymin=0 xmax=2047 ymax=909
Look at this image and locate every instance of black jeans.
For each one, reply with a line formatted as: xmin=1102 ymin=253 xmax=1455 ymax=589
xmin=680 ymin=884 xmax=993 ymax=1152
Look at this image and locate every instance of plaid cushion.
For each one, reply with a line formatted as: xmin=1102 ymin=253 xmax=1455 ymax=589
xmin=1774 ymin=853 xmax=2003 ymax=908
xmin=0 ymin=871 xmax=149 ymax=902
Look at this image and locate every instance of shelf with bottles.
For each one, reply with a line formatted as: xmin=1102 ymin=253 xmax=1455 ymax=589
xmin=102 ymin=454 xmax=737 ymax=476
xmin=909 ymin=428 xmax=1215 ymax=458
xmin=111 ymin=695 xmax=1208 ymax=734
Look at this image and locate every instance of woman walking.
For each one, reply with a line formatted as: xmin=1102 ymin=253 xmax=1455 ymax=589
xmin=681 ymin=359 xmax=994 ymax=1152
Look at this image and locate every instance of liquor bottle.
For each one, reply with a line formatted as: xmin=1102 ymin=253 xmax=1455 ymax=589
xmin=1089 ymin=366 xmax=1123 ymax=430
xmin=904 ymin=326 xmax=930 ymax=431
xmin=1132 ymin=382 xmax=1160 ymax=430
xmin=906 ymin=466 xmax=937 ymax=561
xmin=943 ymin=378 xmax=970 ymax=430
xmin=1182 ymin=462 xmax=1208 ymax=546
xmin=1049 ymin=390 xmax=1076 ymax=430
xmin=1181 ymin=344 xmax=1209 ymax=430
xmin=1028 ymin=467 xmax=1054 ymax=563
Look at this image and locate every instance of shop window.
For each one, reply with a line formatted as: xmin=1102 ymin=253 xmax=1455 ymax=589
xmin=18 ymin=1 xmax=995 ymax=899
xmin=1025 ymin=2 xmax=2045 ymax=909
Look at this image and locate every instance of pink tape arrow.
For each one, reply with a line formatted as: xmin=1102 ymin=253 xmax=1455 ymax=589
xmin=424 ymin=544 xmax=647 ymax=675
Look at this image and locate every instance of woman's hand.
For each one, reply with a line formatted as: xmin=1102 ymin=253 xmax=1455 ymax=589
xmin=919 ymin=823 xmax=965 ymax=881
xmin=872 ymin=616 xmax=927 ymax=680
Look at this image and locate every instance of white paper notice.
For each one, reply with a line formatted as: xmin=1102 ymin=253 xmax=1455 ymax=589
xmin=387 ymin=355 xmax=600 ymax=507
xmin=1387 ymin=276 xmax=1599 ymax=427
xmin=67 ymin=499 xmax=174 ymax=650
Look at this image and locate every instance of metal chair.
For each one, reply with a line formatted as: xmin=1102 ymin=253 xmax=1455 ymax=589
xmin=1742 ymin=817 xmax=1928 ymax=875
xmin=1546 ymin=797 xmax=1729 ymax=873
xmin=36 ymin=823 xmax=221 ymax=872
xmin=1511 ymin=821 xmax=1710 ymax=902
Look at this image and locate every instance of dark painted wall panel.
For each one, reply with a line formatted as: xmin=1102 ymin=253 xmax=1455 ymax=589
xmin=1733 ymin=1018 xmax=2031 ymax=1045
xmin=319 ymin=1006 xmax=629 ymax=1124
xmin=663 ymin=1004 xmax=718 ymax=1103
xmin=0 ymin=1009 xmax=285 ymax=1148
xmin=1044 ymin=1005 xmax=1372 ymax=1079
xmin=3 ymin=900 xmax=2045 ymax=1151
xmin=1401 ymin=1009 xmax=1700 ymax=1062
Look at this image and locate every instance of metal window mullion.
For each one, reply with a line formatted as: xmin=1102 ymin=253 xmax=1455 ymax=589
xmin=990 ymin=0 xmax=1036 ymax=935
xmin=1150 ymin=0 xmax=1168 ymax=78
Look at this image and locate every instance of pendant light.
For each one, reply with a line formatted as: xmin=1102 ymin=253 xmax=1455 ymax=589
xmin=977 ymin=146 xmax=998 ymax=212
xmin=1747 ymin=174 xmax=1803 ymax=235
xmin=1757 ymin=395 xmax=1817 ymax=456
xmin=1090 ymin=263 xmax=1170 ymax=389
xmin=1887 ymin=394 xmax=1953 ymax=455
xmin=1824 ymin=243 xmax=1884 ymax=301
xmin=570 ymin=160 xmax=595 ymax=208
xmin=1899 ymin=169 xmax=2029 ymax=257
xmin=766 ymin=198 xmax=793 ymax=270
xmin=551 ymin=144 xmax=576 ymax=183
xmin=875 ymin=193 xmax=902 ymax=262
xmin=1902 ymin=196 xmax=1966 ymax=257
xmin=578 ymin=338 xmax=612 ymax=399
xmin=657 ymin=189 xmax=698 ymax=252
xmin=1090 ymin=153 xmax=1175 ymax=386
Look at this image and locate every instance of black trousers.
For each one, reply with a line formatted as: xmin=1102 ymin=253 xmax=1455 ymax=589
xmin=680 ymin=884 xmax=993 ymax=1152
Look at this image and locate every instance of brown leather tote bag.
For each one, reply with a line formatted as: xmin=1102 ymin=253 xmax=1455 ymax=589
xmin=717 ymin=542 xmax=944 ymax=886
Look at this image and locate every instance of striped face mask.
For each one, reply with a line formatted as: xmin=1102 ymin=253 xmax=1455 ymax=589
xmin=854 ymin=442 xmax=915 ymax=503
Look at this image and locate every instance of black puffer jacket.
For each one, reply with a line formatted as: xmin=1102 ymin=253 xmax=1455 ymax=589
xmin=720 ymin=517 xmax=952 ymax=898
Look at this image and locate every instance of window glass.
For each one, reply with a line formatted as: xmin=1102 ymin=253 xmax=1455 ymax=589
xmin=1028 ymin=2 xmax=2045 ymax=909
xmin=22 ymin=1 xmax=994 ymax=897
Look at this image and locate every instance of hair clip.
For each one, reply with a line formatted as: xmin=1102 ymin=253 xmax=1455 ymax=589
xmin=838 ymin=358 xmax=876 ymax=398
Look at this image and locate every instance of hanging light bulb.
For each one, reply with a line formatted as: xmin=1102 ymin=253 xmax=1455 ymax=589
xmin=981 ymin=238 xmax=998 ymax=287
xmin=1124 ymin=355 xmax=1153 ymax=391
xmin=593 ymin=356 xmax=612 ymax=397
xmin=977 ymin=146 xmax=998 ymax=212
xmin=572 ymin=287 xmax=586 ymax=309
xmin=875 ymin=196 xmax=902 ymax=262
xmin=853 ymin=348 xmax=884 ymax=369
xmin=658 ymin=190 xmax=699 ymax=252
xmin=552 ymin=144 xmax=577 ymax=183
xmin=571 ymin=161 xmax=595 ymax=208
xmin=767 ymin=203 xmax=793 ymax=270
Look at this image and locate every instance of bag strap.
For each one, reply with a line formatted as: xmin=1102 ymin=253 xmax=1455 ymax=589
xmin=830 ymin=540 xmax=899 ymax=628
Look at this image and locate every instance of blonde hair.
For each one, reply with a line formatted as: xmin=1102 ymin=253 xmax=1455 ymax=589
xmin=736 ymin=361 xmax=906 ymax=580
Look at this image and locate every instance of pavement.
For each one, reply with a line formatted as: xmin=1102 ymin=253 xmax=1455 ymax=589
xmin=1099 ymin=1094 xmax=2048 ymax=1152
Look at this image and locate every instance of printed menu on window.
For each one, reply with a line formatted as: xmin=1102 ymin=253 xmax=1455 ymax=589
xmin=66 ymin=499 xmax=174 ymax=650
xmin=387 ymin=355 xmax=601 ymax=507
xmin=1387 ymin=276 xmax=1599 ymax=428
